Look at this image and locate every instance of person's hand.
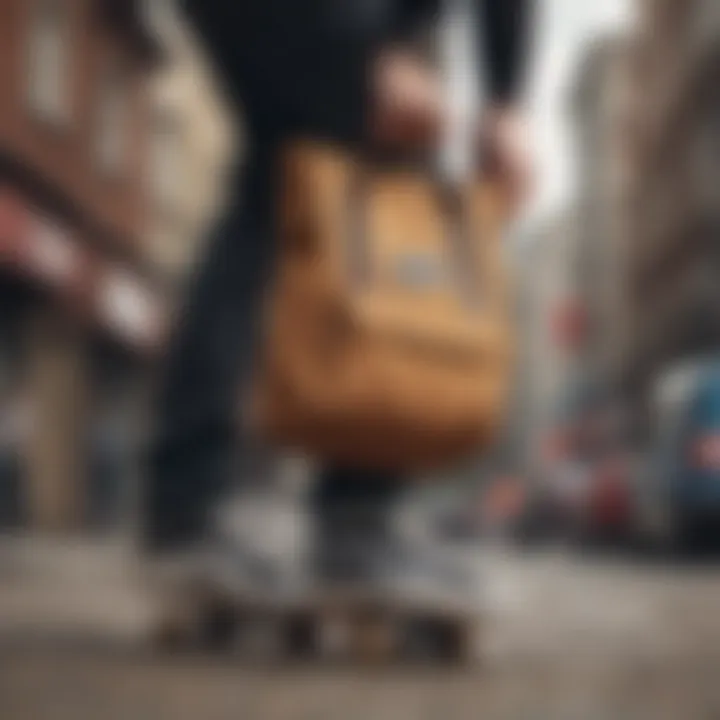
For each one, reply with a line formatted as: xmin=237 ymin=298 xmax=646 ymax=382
xmin=369 ymin=49 xmax=445 ymax=151
xmin=479 ymin=106 xmax=534 ymax=212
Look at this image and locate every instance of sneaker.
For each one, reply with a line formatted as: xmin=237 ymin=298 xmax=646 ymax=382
xmin=313 ymin=500 xmax=479 ymax=610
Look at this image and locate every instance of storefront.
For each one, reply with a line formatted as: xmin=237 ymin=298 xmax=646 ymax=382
xmin=0 ymin=278 xmax=36 ymax=529
xmin=0 ymin=186 xmax=91 ymax=531
xmin=0 ymin=186 xmax=164 ymax=534
xmin=86 ymin=265 xmax=163 ymax=533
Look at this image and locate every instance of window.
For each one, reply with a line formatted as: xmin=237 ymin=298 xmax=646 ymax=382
xmin=151 ymin=107 xmax=181 ymax=210
xmin=142 ymin=0 xmax=175 ymax=33
xmin=0 ymin=298 xmax=33 ymax=530
xmin=96 ymin=59 xmax=130 ymax=176
xmin=693 ymin=0 xmax=720 ymax=51
xmin=691 ymin=85 xmax=720 ymax=213
xmin=27 ymin=0 xmax=71 ymax=123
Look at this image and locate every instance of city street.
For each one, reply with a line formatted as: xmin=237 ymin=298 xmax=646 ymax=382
xmin=2 ymin=0 xmax=720 ymax=718
xmin=2 ymin=540 xmax=720 ymax=719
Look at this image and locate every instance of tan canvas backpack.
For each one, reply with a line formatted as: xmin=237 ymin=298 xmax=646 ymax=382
xmin=249 ymin=141 xmax=515 ymax=472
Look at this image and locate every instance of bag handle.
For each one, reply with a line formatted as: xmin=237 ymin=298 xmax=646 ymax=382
xmin=346 ymin=164 xmax=373 ymax=288
xmin=345 ymin=159 xmax=483 ymax=309
xmin=437 ymin=179 xmax=482 ymax=309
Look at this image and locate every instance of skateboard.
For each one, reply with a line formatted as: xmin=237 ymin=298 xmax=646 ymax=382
xmin=154 ymin=580 xmax=481 ymax=665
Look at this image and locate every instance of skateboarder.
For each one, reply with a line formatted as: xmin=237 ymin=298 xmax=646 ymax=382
xmin=143 ymin=0 xmax=534 ymax=606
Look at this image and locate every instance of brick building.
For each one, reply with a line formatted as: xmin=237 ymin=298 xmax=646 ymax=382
xmin=622 ymin=0 xmax=720 ymax=425
xmin=571 ymin=37 xmax=635 ymax=388
xmin=0 ymin=0 xmax=163 ymax=533
xmin=143 ymin=0 xmax=237 ymax=294
xmin=515 ymin=215 xmax=579 ymax=471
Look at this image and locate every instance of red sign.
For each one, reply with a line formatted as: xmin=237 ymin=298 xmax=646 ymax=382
xmin=541 ymin=429 xmax=569 ymax=463
xmin=0 ymin=188 xmax=28 ymax=260
xmin=22 ymin=212 xmax=82 ymax=287
xmin=483 ymin=478 xmax=526 ymax=522
xmin=552 ymin=300 xmax=588 ymax=350
xmin=0 ymin=187 xmax=88 ymax=300
xmin=0 ymin=188 xmax=166 ymax=355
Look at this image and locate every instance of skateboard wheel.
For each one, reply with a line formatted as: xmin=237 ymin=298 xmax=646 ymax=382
xmin=152 ymin=617 xmax=196 ymax=652
xmin=351 ymin=609 xmax=399 ymax=662
xmin=284 ymin=614 xmax=318 ymax=658
xmin=401 ymin=616 xmax=473 ymax=664
xmin=197 ymin=599 xmax=240 ymax=651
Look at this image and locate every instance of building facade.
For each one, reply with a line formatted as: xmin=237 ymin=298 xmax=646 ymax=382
xmin=515 ymin=214 xmax=579 ymax=471
xmin=143 ymin=0 xmax=237 ymax=294
xmin=623 ymin=0 xmax=720 ymax=427
xmin=515 ymin=36 xmax=637 ymax=470
xmin=0 ymin=0 xmax=162 ymax=533
xmin=571 ymin=37 xmax=636 ymax=386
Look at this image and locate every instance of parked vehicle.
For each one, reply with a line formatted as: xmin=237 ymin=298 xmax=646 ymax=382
xmin=481 ymin=475 xmax=527 ymax=537
xmin=580 ymin=452 xmax=638 ymax=547
xmin=638 ymin=360 xmax=720 ymax=551
xmin=519 ymin=424 xmax=640 ymax=549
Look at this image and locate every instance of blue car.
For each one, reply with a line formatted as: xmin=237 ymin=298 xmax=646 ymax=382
xmin=644 ymin=360 xmax=720 ymax=549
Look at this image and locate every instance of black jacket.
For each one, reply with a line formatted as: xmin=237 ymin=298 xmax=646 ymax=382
xmin=181 ymin=0 xmax=531 ymax=143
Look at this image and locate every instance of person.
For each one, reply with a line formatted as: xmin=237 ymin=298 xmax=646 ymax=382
xmin=143 ymin=0 xmax=534 ymax=594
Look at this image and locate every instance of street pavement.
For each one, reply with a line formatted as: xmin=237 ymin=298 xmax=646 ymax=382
xmin=1 ymin=537 xmax=720 ymax=719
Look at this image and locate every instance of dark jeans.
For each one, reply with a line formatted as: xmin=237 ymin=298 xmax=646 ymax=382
xmin=143 ymin=145 xmax=400 ymax=552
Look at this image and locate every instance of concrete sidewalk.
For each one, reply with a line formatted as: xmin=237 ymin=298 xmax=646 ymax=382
xmin=0 ymin=534 xmax=153 ymax=642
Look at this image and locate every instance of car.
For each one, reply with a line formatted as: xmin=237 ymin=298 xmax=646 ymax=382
xmin=579 ymin=452 xmax=637 ymax=548
xmin=480 ymin=475 xmax=527 ymax=538
xmin=639 ymin=360 xmax=720 ymax=553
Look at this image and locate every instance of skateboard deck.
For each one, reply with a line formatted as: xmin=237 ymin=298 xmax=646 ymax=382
xmin=154 ymin=581 xmax=482 ymax=665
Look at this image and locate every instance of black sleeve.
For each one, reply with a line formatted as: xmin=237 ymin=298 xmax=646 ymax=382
xmin=179 ymin=0 xmax=389 ymax=142
xmin=476 ymin=0 xmax=533 ymax=103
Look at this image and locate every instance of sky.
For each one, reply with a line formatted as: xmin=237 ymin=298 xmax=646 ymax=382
xmin=527 ymin=0 xmax=635 ymax=221
xmin=444 ymin=0 xmax=634 ymax=227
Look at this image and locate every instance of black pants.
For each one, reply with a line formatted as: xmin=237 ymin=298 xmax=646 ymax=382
xmin=143 ymin=145 xmax=400 ymax=552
